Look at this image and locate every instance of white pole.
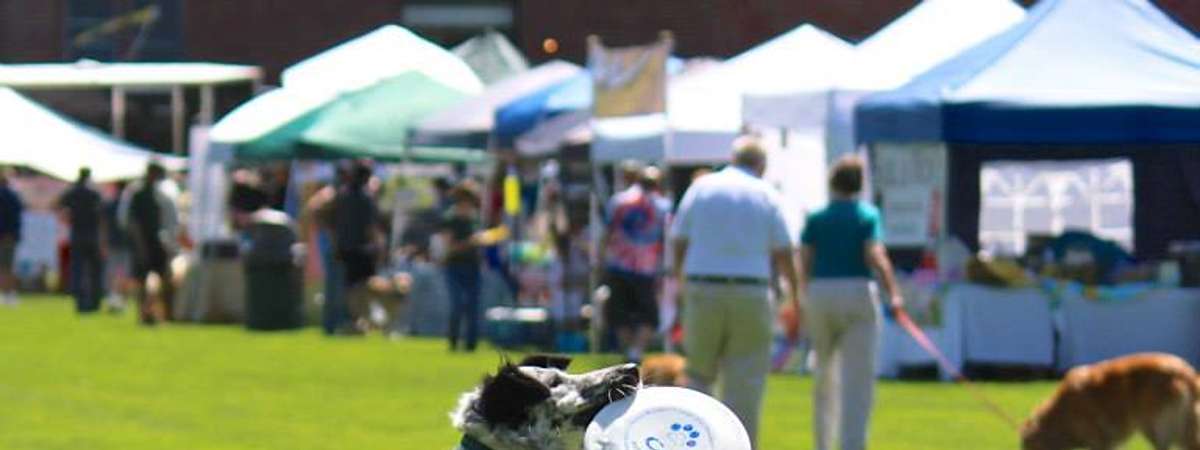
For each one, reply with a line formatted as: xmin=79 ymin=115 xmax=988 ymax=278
xmin=171 ymin=85 xmax=185 ymax=154
xmin=110 ymin=86 xmax=127 ymax=139
xmin=199 ymin=84 xmax=216 ymax=126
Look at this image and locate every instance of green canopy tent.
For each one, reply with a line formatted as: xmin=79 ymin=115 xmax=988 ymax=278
xmin=210 ymin=72 xmax=489 ymax=164
xmin=298 ymin=72 xmax=486 ymax=163
xmin=209 ymin=24 xmax=487 ymax=164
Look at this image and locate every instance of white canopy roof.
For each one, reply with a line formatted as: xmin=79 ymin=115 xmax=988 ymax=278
xmin=452 ymin=30 xmax=530 ymax=86
xmin=0 ymin=61 xmax=260 ymax=89
xmin=281 ymin=25 xmax=483 ymax=95
xmin=733 ymin=25 xmax=854 ymax=129
xmin=839 ymin=0 xmax=1026 ymax=91
xmin=824 ymin=0 xmax=1025 ymax=160
xmin=0 ymin=88 xmax=185 ymax=181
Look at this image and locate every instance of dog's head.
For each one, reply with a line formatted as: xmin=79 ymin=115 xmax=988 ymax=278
xmin=452 ymin=355 xmax=640 ymax=450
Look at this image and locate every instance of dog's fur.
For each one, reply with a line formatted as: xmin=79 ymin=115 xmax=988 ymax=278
xmin=639 ymin=353 xmax=688 ymax=387
xmin=451 ymin=355 xmax=640 ymax=450
xmin=1022 ymin=353 xmax=1200 ymax=450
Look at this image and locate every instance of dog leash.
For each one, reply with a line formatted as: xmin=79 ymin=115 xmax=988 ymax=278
xmin=892 ymin=307 xmax=1022 ymax=431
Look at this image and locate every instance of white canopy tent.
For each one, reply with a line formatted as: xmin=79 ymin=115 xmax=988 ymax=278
xmin=0 ymin=61 xmax=262 ymax=154
xmin=0 ymin=87 xmax=185 ymax=182
xmin=281 ymin=25 xmax=483 ymax=94
xmin=452 ymin=30 xmax=530 ymax=86
xmin=824 ymin=0 xmax=1026 ymax=162
xmin=734 ymin=24 xmax=854 ymax=130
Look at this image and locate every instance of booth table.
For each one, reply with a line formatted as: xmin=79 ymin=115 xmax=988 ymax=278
xmin=877 ymin=283 xmax=1200 ymax=380
xmin=1057 ymin=288 xmax=1200 ymax=370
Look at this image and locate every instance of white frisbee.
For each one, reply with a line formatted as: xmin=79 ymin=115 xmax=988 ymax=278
xmin=584 ymin=386 xmax=751 ymax=450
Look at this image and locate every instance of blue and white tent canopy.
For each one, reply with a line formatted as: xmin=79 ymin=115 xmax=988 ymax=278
xmin=413 ymin=60 xmax=581 ymax=149
xmin=839 ymin=0 xmax=1027 ymax=92
xmin=856 ymin=0 xmax=1200 ymax=144
xmin=824 ymin=0 xmax=1025 ymax=159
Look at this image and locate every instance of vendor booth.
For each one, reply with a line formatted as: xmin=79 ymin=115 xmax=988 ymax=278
xmin=858 ymin=0 xmax=1200 ymax=375
xmin=203 ymin=26 xmax=492 ymax=331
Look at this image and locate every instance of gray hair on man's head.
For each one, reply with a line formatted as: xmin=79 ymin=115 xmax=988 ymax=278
xmin=731 ymin=135 xmax=767 ymax=171
xmin=618 ymin=159 xmax=644 ymax=184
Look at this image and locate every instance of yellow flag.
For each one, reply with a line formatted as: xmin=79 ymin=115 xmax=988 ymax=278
xmin=503 ymin=172 xmax=521 ymax=216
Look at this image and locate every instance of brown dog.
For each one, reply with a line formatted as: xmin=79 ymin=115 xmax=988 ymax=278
xmin=639 ymin=353 xmax=688 ymax=387
xmin=1021 ymin=353 xmax=1200 ymax=450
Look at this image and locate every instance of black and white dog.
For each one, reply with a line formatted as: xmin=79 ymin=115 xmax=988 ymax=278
xmin=451 ymin=355 xmax=641 ymax=450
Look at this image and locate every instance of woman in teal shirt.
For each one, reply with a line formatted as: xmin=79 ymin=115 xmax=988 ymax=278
xmin=799 ymin=155 xmax=903 ymax=450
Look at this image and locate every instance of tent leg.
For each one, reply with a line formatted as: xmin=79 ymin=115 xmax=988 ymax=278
xmin=171 ymin=85 xmax=186 ymax=154
xmin=110 ymin=87 xmax=126 ymax=139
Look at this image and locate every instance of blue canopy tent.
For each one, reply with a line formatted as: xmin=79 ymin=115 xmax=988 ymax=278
xmin=493 ymin=58 xmax=685 ymax=158
xmin=413 ymin=60 xmax=582 ymax=150
xmin=855 ymin=0 xmax=1200 ymax=258
xmin=493 ymin=71 xmax=592 ymax=152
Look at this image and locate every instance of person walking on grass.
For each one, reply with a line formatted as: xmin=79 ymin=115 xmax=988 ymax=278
xmin=121 ymin=162 xmax=179 ymax=325
xmin=599 ymin=165 xmax=671 ymax=364
xmin=801 ymin=154 xmax=904 ymax=450
xmin=440 ymin=181 xmax=484 ymax=352
xmin=0 ymin=169 xmax=21 ymax=306
xmin=57 ymin=168 xmax=105 ymax=314
xmin=670 ymin=136 xmax=801 ymax=449
xmin=333 ymin=161 xmax=383 ymax=334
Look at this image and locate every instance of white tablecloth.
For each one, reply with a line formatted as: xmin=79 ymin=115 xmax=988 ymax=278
xmin=1057 ymin=288 xmax=1200 ymax=370
xmin=878 ymin=283 xmax=1200 ymax=380
xmin=939 ymin=284 xmax=1055 ymax=379
xmin=877 ymin=320 xmax=944 ymax=378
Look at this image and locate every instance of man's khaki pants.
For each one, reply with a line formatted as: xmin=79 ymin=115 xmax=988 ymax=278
xmin=807 ymin=278 xmax=881 ymax=450
xmin=683 ymin=280 xmax=771 ymax=449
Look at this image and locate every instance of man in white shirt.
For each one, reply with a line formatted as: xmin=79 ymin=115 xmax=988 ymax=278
xmin=669 ymin=137 xmax=802 ymax=448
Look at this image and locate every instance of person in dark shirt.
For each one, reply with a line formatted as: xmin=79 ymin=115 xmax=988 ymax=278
xmin=440 ymin=181 xmax=483 ymax=352
xmin=0 ymin=168 xmax=22 ymax=305
xmin=57 ymin=167 xmax=105 ymax=313
xmin=125 ymin=163 xmax=175 ymax=325
xmin=333 ymin=162 xmax=381 ymax=333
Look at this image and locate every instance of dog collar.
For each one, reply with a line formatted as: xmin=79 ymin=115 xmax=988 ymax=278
xmin=459 ymin=435 xmax=494 ymax=450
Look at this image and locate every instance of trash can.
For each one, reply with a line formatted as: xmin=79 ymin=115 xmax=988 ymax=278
xmin=243 ymin=209 xmax=304 ymax=330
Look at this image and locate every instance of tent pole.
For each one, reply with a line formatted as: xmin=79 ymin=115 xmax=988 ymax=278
xmin=199 ymin=84 xmax=216 ymax=126
xmin=110 ymin=86 xmax=126 ymax=139
xmin=171 ymin=85 xmax=186 ymax=154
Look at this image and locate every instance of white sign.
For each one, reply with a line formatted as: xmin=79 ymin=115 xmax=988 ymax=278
xmin=883 ymin=186 xmax=931 ymax=246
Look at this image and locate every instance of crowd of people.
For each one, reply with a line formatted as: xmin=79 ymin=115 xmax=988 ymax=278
xmin=4 ymin=133 xmax=908 ymax=450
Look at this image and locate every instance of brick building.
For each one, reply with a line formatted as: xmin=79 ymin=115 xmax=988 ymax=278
xmin=0 ymin=0 xmax=1197 ymax=149
xmin=3 ymin=0 xmax=1198 ymax=81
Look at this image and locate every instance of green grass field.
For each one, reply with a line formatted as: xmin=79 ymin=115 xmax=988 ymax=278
xmin=0 ymin=296 xmax=1154 ymax=449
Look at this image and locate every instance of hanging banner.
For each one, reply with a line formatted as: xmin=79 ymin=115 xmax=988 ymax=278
xmin=588 ymin=32 xmax=672 ymax=118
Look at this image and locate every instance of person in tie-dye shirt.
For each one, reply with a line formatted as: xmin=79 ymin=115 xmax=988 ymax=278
xmin=599 ymin=164 xmax=671 ymax=363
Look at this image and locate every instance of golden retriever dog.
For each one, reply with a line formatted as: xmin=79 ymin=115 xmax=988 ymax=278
xmin=1022 ymin=353 xmax=1200 ymax=450
xmin=639 ymin=353 xmax=688 ymax=387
